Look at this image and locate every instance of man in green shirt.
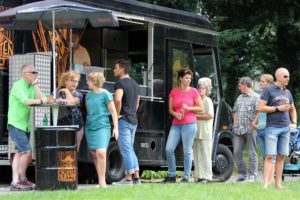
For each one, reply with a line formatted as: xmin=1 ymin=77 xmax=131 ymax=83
xmin=8 ymin=64 xmax=47 ymax=191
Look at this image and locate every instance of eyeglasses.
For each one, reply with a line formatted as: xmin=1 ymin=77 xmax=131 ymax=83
xmin=70 ymin=80 xmax=79 ymax=83
xmin=283 ymin=75 xmax=289 ymax=79
xmin=25 ymin=71 xmax=38 ymax=75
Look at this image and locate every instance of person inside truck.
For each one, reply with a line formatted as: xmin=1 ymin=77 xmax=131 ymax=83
xmin=8 ymin=64 xmax=47 ymax=191
xmin=72 ymin=29 xmax=91 ymax=67
xmin=162 ymin=68 xmax=202 ymax=183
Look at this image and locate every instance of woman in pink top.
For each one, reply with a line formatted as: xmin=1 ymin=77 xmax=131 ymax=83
xmin=162 ymin=68 xmax=202 ymax=183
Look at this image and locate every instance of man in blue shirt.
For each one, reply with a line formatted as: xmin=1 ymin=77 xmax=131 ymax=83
xmin=259 ymin=67 xmax=297 ymax=189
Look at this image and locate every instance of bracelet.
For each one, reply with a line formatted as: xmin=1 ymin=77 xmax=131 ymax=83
xmin=40 ymin=99 xmax=43 ymax=105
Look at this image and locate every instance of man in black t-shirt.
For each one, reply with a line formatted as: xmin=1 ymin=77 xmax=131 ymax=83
xmin=259 ymin=67 xmax=297 ymax=189
xmin=112 ymin=60 xmax=141 ymax=185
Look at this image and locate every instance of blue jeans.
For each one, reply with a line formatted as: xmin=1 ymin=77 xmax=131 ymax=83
xmin=118 ymin=119 xmax=139 ymax=175
xmin=265 ymin=126 xmax=290 ymax=156
xmin=165 ymin=123 xmax=197 ymax=179
xmin=257 ymin=129 xmax=266 ymax=158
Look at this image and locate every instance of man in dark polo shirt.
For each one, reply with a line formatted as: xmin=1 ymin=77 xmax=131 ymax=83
xmin=113 ymin=59 xmax=141 ymax=185
xmin=259 ymin=67 xmax=297 ymax=189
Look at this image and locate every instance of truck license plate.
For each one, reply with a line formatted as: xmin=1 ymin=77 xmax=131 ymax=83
xmin=0 ymin=145 xmax=8 ymax=153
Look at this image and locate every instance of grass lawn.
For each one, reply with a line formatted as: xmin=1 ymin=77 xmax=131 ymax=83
xmin=2 ymin=181 xmax=300 ymax=200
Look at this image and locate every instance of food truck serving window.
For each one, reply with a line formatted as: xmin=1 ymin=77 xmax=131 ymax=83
xmin=168 ymin=40 xmax=193 ymax=88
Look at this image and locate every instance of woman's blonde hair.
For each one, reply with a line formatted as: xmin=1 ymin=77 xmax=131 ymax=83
xmin=87 ymin=72 xmax=105 ymax=88
xmin=260 ymin=74 xmax=274 ymax=84
xmin=59 ymin=71 xmax=80 ymax=88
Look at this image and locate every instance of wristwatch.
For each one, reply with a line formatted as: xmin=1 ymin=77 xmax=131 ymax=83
xmin=275 ymin=107 xmax=279 ymax=112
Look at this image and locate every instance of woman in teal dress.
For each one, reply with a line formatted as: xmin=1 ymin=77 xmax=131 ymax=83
xmin=85 ymin=72 xmax=118 ymax=188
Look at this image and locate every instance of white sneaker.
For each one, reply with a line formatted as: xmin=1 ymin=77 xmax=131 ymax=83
xmin=112 ymin=179 xmax=133 ymax=186
xmin=248 ymin=176 xmax=256 ymax=183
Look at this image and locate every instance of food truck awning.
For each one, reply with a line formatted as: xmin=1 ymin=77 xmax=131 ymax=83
xmin=0 ymin=0 xmax=119 ymax=30
xmin=0 ymin=0 xmax=119 ymax=98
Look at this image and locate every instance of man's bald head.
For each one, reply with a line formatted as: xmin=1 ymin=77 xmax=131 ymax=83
xmin=275 ymin=68 xmax=289 ymax=79
xmin=275 ymin=67 xmax=290 ymax=88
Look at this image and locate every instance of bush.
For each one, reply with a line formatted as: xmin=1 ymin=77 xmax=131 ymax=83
xmin=141 ymin=170 xmax=184 ymax=179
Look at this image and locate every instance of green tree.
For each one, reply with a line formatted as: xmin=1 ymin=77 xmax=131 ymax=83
xmin=202 ymin=0 xmax=300 ymax=108
xmin=139 ymin=0 xmax=199 ymax=12
xmin=138 ymin=0 xmax=300 ymax=116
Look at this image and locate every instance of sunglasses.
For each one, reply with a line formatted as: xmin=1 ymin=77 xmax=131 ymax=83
xmin=25 ymin=71 xmax=38 ymax=75
xmin=283 ymin=75 xmax=289 ymax=78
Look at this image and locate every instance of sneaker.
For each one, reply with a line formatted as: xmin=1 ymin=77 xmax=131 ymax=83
xmin=180 ymin=178 xmax=189 ymax=183
xmin=112 ymin=179 xmax=133 ymax=186
xmin=248 ymin=176 xmax=256 ymax=183
xmin=235 ymin=176 xmax=247 ymax=182
xmin=196 ymin=178 xmax=204 ymax=183
xmin=197 ymin=178 xmax=209 ymax=184
xmin=10 ymin=182 xmax=32 ymax=191
xmin=133 ymin=177 xmax=141 ymax=185
xmin=20 ymin=177 xmax=35 ymax=188
xmin=161 ymin=176 xmax=176 ymax=183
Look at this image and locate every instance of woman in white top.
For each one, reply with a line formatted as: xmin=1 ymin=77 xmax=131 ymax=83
xmin=193 ymin=79 xmax=214 ymax=183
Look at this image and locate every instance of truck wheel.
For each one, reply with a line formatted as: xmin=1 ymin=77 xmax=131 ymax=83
xmin=213 ymin=144 xmax=234 ymax=182
xmin=106 ymin=140 xmax=124 ymax=184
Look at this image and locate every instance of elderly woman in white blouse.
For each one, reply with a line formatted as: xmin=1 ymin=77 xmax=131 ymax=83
xmin=193 ymin=78 xmax=214 ymax=183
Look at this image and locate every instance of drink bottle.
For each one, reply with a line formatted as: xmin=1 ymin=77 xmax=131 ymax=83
xmin=285 ymin=100 xmax=290 ymax=107
xmin=43 ymin=113 xmax=48 ymax=126
xmin=180 ymin=108 xmax=185 ymax=119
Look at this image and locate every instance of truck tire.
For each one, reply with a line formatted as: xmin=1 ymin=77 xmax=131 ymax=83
xmin=106 ymin=140 xmax=124 ymax=184
xmin=213 ymin=144 xmax=234 ymax=182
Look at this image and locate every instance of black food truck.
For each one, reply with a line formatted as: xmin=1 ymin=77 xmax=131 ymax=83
xmin=0 ymin=0 xmax=234 ymax=183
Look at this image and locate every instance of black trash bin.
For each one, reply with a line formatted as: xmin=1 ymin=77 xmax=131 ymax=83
xmin=35 ymin=126 xmax=78 ymax=190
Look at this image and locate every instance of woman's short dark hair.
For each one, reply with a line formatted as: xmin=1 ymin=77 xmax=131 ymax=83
xmin=178 ymin=68 xmax=193 ymax=79
xmin=115 ymin=59 xmax=130 ymax=74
